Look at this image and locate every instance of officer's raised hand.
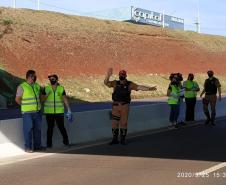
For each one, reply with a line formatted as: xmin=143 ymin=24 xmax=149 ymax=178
xmin=107 ymin=68 xmax=113 ymax=77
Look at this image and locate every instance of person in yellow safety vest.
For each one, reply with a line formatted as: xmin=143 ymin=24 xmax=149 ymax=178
xmin=42 ymin=74 xmax=71 ymax=148
xmin=15 ymin=70 xmax=43 ymax=153
xmin=104 ymin=68 xmax=157 ymax=145
xmin=183 ymin=73 xmax=200 ymax=122
xmin=167 ymin=75 xmax=181 ymax=128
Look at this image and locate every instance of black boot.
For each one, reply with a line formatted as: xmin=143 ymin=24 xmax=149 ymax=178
xmin=109 ymin=128 xmax=119 ymax=145
xmin=47 ymin=139 xmax=52 ymax=148
xmin=204 ymin=111 xmax=211 ymax=125
xmin=120 ymin=128 xmax=127 ymax=145
xmin=63 ymin=139 xmax=70 ymax=146
xmin=211 ymin=113 xmax=216 ymax=126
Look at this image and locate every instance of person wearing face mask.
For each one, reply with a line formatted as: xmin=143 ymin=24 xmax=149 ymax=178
xmin=200 ymin=70 xmax=221 ymax=126
xmin=167 ymin=74 xmax=181 ymax=128
xmin=104 ymin=68 xmax=157 ymax=145
xmin=42 ymin=74 xmax=71 ymax=148
xmin=175 ymin=73 xmax=186 ymax=125
xmin=15 ymin=70 xmax=43 ymax=153
xmin=183 ymin=73 xmax=200 ymax=122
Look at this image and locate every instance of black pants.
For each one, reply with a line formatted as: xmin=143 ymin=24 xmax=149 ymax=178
xmin=46 ymin=114 xmax=69 ymax=147
xmin=185 ymin=98 xmax=196 ymax=121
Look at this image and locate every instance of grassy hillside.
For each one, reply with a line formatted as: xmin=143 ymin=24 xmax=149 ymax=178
xmin=1 ymin=7 xmax=225 ymax=52
xmin=0 ymin=7 xmax=226 ymax=104
xmin=60 ymin=74 xmax=226 ymax=102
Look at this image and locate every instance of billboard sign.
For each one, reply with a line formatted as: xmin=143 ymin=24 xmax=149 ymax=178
xmin=131 ymin=7 xmax=184 ymax=30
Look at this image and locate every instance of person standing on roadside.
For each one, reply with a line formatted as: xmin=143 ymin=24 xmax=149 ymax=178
xmin=15 ymin=70 xmax=43 ymax=153
xmin=200 ymin=70 xmax=221 ymax=126
xmin=167 ymin=74 xmax=181 ymax=128
xmin=183 ymin=73 xmax=200 ymax=122
xmin=104 ymin=68 xmax=157 ymax=145
xmin=42 ymin=74 xmax=71 ymax=148
xmin=176 ymin=73 xmax=186 ymax=125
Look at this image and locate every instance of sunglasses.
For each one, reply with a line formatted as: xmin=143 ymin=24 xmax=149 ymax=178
xmin=49 ymin=77 xmax=57 ymax=81
xmin=29 ymin=75 xmax=36 ymax=78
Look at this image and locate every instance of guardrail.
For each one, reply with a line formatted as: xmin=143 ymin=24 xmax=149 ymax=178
xmin=0 ymin=98 xmax=226 ymax=158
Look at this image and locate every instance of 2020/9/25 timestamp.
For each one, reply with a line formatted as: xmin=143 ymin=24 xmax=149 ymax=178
xmin=177 ymin=172 xmax=226 ymax=178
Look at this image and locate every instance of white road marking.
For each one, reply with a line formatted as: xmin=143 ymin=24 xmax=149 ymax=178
xmin=196 ymin=162 xmax=226 ymax=176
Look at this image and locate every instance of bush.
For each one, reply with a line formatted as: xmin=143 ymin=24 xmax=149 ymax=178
xmin=3 ymin=18 xmax=13 ymax=25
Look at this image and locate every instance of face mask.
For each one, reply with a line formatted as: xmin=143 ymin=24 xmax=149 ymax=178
xmin=30 ymin=75 xmax=36 ymax=83
xmin=171 ymin=78 xmax=179 ymax=85
xmin=119 ymin=76 xmax=126 ymax=81
xmin=208 ymin=74 xmax=213 ymax=78
xmin=50 ymin=79 xmax=57 ymax=85
xmin=189 ymin=77 xmax=194 ymax=81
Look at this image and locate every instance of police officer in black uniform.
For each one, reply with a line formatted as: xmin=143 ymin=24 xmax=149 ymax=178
xmin=200 ymin=70 xmax=221 ymax=125
xmin=104 ymin=68 xmax=157 ymax=145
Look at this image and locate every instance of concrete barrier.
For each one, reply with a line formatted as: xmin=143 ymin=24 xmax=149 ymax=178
xmin=0 ymin=98 xmax=226 ymax=158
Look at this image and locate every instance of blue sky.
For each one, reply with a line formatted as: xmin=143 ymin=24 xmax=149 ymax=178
xmin=0 ymin=0 xmax=226 ymax=36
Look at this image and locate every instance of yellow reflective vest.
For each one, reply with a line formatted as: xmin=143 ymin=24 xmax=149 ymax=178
xmin=20 ymin=82 xmax=41 ymax=113
xmin=183 ymin=80 xmax=199 ymax=98
xmin=44 ymin=85 xmax=64 ymax=114
xmin=168 ymin=85 xmax=180 ymax=105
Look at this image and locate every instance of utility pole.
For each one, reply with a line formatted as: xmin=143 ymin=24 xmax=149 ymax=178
xmin=13 ymin=0 xmax=16 ymax=9
xmin=162 ymin=10 xmax=165 ymax=28
xmin=195 ymin=0 xmax=200 ymax=33
xmin=131 ymin=6 xmax=134 ymax=20
xmin=37 ymin=0 xmax=40 ymax=10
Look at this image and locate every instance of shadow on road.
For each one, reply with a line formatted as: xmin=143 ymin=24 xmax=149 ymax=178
xmin=47 ymin=121 xmax=226 ymax=162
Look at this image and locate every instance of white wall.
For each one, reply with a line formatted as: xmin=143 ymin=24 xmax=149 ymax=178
xmin=0 ymin=99 xmax=226 ymax=158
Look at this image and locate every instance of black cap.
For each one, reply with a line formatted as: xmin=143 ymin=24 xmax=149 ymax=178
xmin=207 ymin=70 xmax=214 ymax=76
xmin=48 ymin=74 xmax=58 ymax=80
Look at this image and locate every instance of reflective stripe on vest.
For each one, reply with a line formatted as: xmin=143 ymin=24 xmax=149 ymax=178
xmin=168 ymin=85 xmax=180 ymax=105
xmin=20 ymin=82 xmax=41 ymax=112
xmin=184 ymin=80 xmax=197 ymax=98
xmin=44 ymin=85 xmax=64 ymax=114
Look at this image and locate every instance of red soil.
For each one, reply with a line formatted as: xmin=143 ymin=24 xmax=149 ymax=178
xmin=1 ymin=18 xmax=226 ymax=80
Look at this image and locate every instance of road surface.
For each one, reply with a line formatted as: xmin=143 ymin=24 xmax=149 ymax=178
xmin=0 ymin=119 xmax=226 ymax=185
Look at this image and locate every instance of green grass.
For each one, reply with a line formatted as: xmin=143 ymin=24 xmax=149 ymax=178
xmin=0 ymin=69 xmax=24 ymax=106
xmin=2 ymin=18 xmax=13 ymax=25
xmin=0 ymin=72 xmax=225 ymax=104
xmin=57 ymin=74 xmax=225 ymax=103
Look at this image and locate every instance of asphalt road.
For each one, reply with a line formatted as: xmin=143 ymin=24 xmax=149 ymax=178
xmin=0 ymin=119 xmax=226 ymax=185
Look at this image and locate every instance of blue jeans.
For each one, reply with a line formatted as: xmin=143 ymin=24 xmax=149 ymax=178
xmin=178 ymin=97 xmax=185 ymax=123
xmin=22 ymin=111 xmax=42 ymax=150
xmin=169 ymin=104 xmax=180 ymax=123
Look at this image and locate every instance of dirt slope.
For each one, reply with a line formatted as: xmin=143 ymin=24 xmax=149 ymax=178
xmin=0 ymin=7 xmax=226 ymax=81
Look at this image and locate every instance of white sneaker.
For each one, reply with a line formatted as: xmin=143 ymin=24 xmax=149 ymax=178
xmin=168 ymin=124 xmax=174 ymax=130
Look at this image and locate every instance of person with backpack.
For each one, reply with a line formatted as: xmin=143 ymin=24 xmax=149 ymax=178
xmin=200 ymin=70 xmax=221 ymax=126
xmin=104 ymin=68 xmax=157 ymax=145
